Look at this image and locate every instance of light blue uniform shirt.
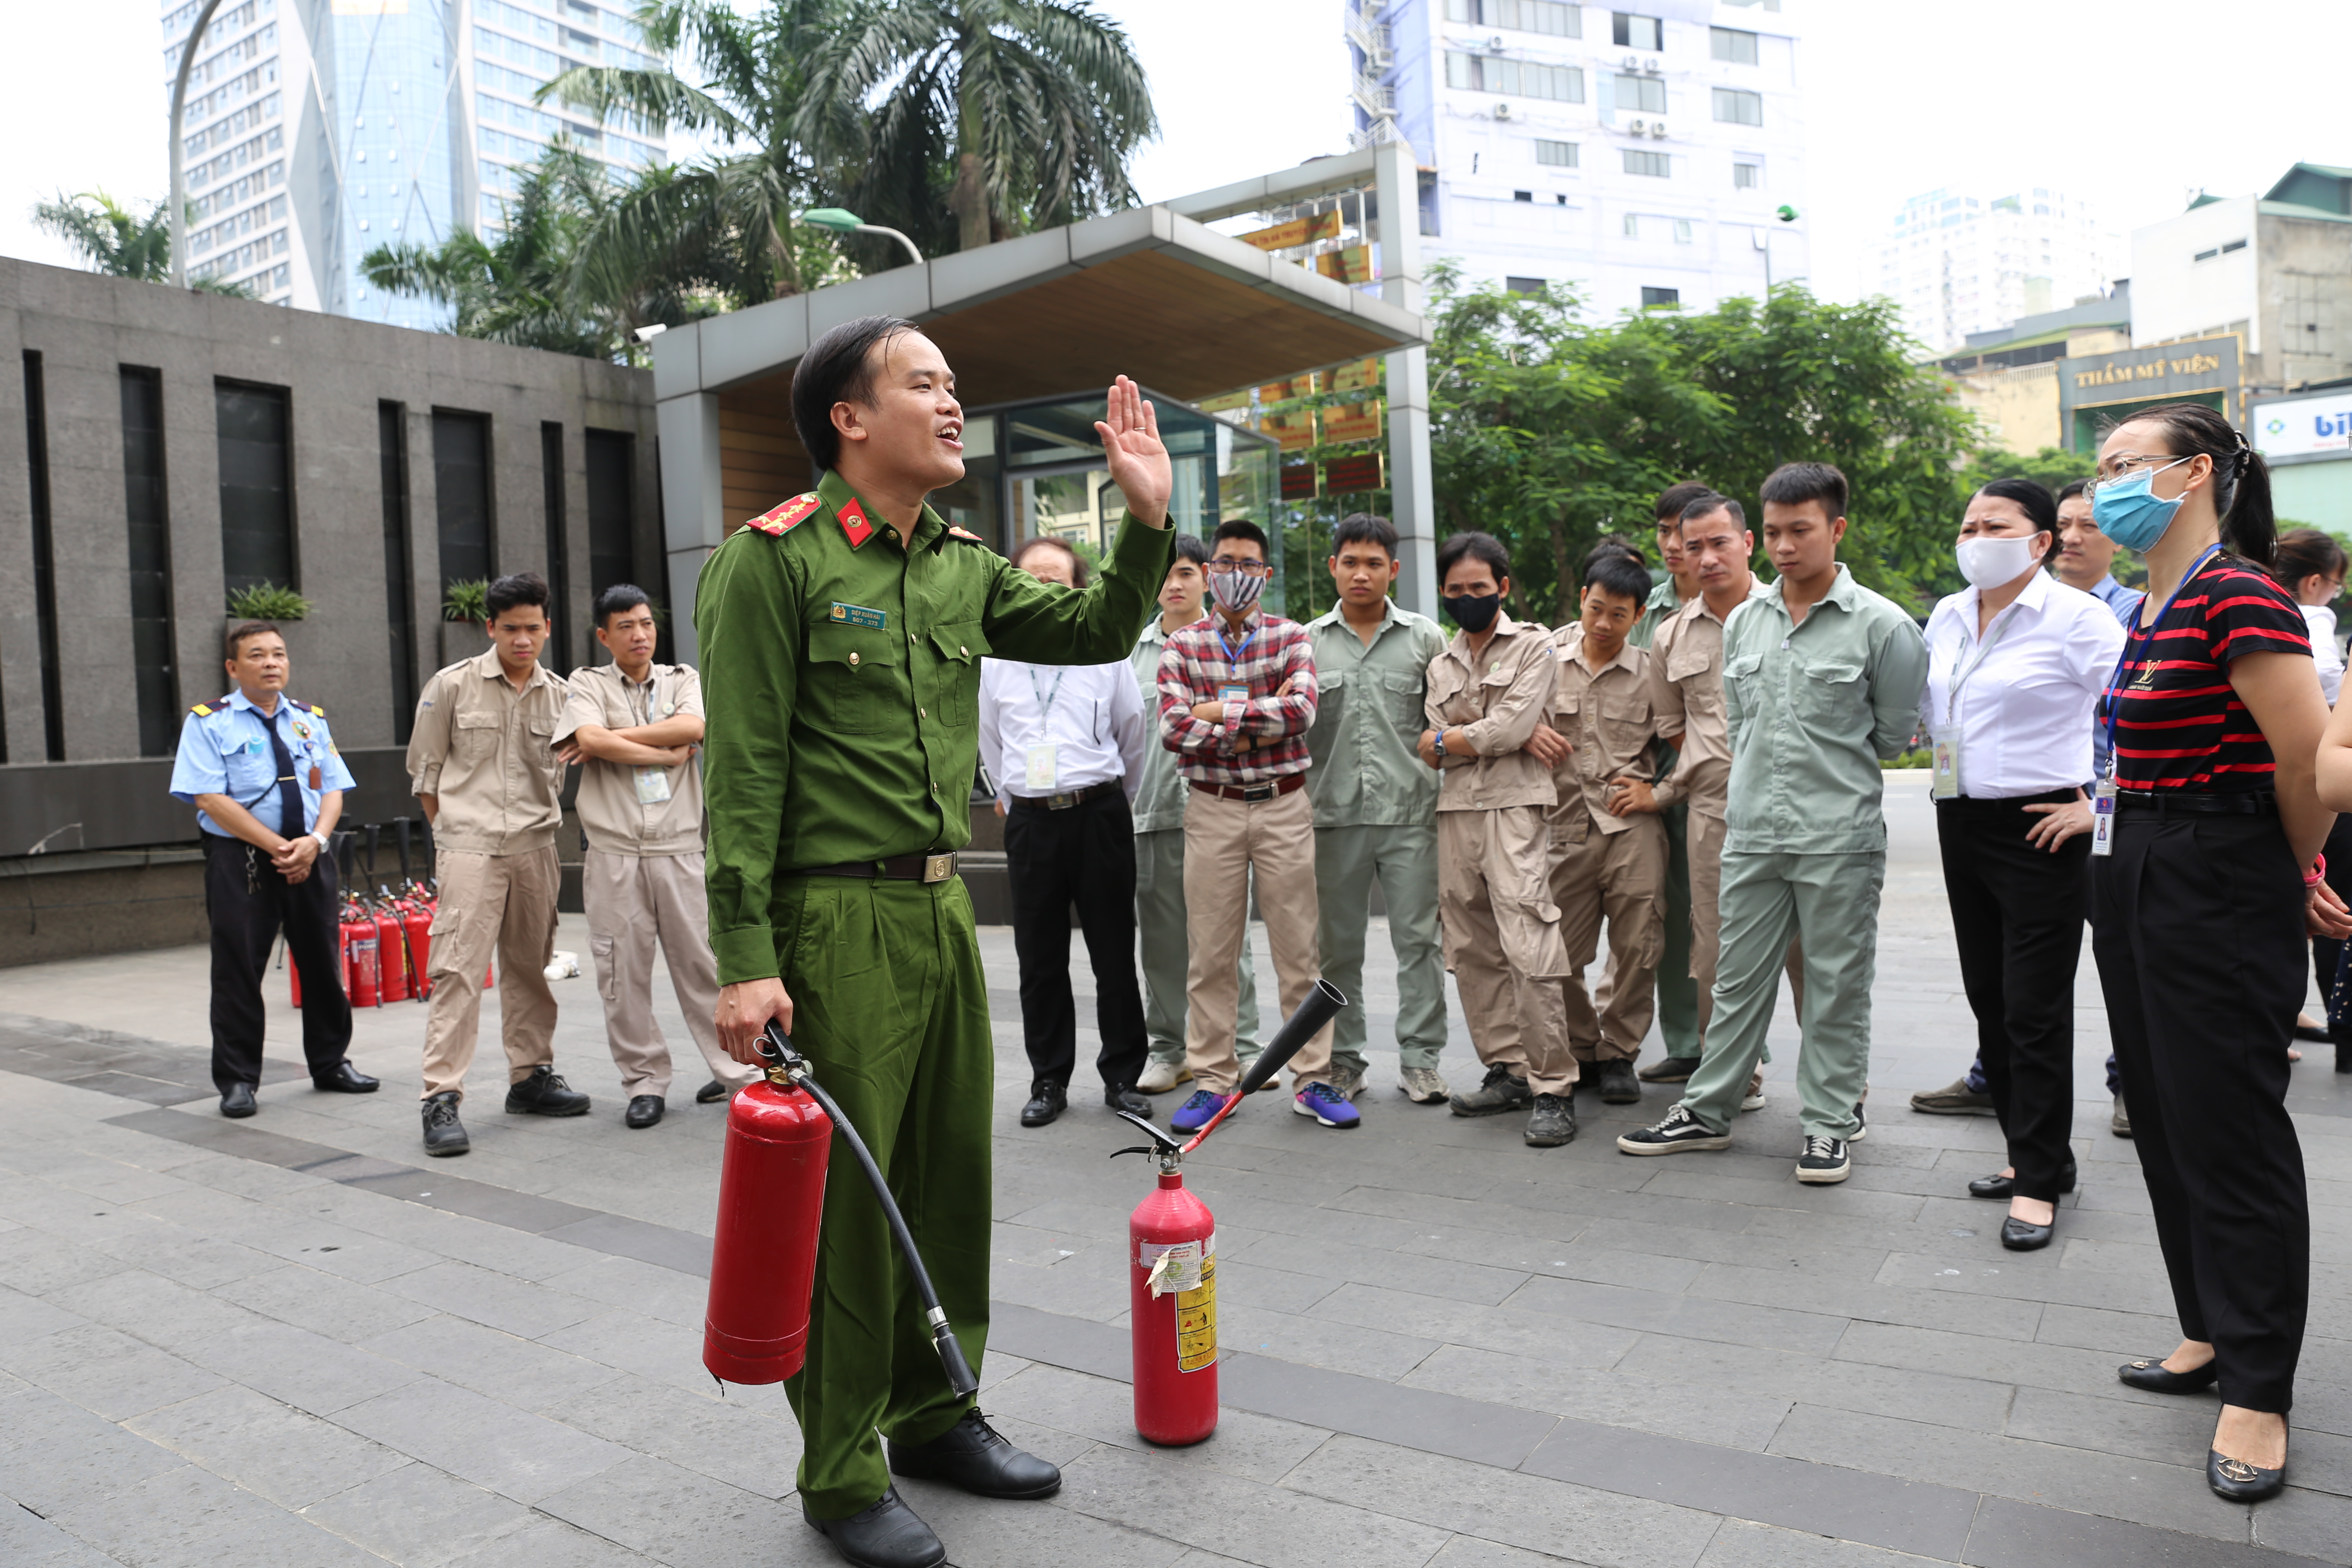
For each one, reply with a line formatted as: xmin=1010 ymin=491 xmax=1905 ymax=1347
xmin=169 ymin=689 xmax=356 ymax=838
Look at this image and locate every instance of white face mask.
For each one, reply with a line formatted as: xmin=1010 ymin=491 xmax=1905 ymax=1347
xmin=1955 ymin=532 xmax=2044 ymax=591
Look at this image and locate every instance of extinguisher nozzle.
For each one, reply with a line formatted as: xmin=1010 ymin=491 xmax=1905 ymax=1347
xmin=932 ymin=1322 xmax=980 ymax=1400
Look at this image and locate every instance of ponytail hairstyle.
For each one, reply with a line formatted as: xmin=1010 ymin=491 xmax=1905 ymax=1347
xmin=2116 ymin=401 xmax=2276 ymax=566
xmin=1972 ymin=477 xmax=2060 ymax=565
xmin=2268 ymin=527 xmax=2349 ymax=596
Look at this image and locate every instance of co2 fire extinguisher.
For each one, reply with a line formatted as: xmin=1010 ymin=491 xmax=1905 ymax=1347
xmin=1110 ymin=980 xmax=1346 ymax=1446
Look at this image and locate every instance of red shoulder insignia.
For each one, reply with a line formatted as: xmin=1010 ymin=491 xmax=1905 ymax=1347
xmin=746 ymin=493 xmax=821 ymax=536
xmin=946 ymin=525 xmax=987 ymax=545
xmin=839 ymin=498 xmax=874 ymax=548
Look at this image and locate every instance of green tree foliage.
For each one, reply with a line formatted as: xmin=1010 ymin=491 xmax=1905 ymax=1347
xmin=32 ymin=191 xmax=254 ymax=296
xmin=1958 ymin=444 xmax=2095 ymax=496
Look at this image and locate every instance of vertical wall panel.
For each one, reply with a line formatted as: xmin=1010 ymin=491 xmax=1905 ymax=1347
xmin=119 ymin=368 xmax=178 ymax=756
xmin=431 ymin=410 xmax=493 ymax=595
xmin=23 ymin=352 xmax=64 ymax=762
xmin=379 ymin=401 xmax=417 ymax=741
xmin=539 ymin=422 xmax=572 ymax=672
xmin=215 ymin=380 xmax=295 ymax=595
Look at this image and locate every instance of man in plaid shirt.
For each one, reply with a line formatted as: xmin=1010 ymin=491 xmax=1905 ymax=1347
xmin=1156 ymin=520 xmax=1351 ymax=1131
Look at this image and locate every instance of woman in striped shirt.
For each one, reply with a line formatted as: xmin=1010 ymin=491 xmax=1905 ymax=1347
xmin=2089 ymin=401 xmax=2349 ymax=1505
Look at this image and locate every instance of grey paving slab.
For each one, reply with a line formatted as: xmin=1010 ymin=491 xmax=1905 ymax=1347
xmin=540 ymin=1211 xmax=714 ymax=1277
xmin=1397 ymin=1343 xmax=1792 ymax=1452
xmin=1961 ymin=1493 xmax=2328 ymax=1567
xmin=540 ymin=1372 xmax=806 ymax=1498
xmin=0 ymin=1499 xmax=123 ymax=1568
xmin=1609 ymin=1331 xmax=2016 ymax=1434
xmin=1215 ymin=1300 xmax=1444 ymax=1381
xmin=2248 ymin=1483 xmax=2352 ymax=1563
xmin=300 ymin=1460 xmax=544 ymax=1568
xmin=983 ymin=1362 xmax=1334 ymax=1484
xmin=1306 ymin=1282 xmax=1642 ymax=1368
xmin=536 ymin=1452 xmax=799 ymax=1568
xmin=0 ymin=1223 xmax=136 ymax=1294
xmin=3 ymin=1322 xmax=228 ymax=1422
xmin=46 ymin=1459 xmax=384 ymax=1567
xmin=1694 ymin=1519 xmax=1952 ymax=1568
xmin=210 ymin=1261 xmax=441 ymax=1342
xmin=122 ymin=1382 xmax=410 ymax=1510
xmin=1424 ymin=1537 xmax=1605 ymax=1568
xmin=0 ymin=1384 xmax=188 ymax=1519
xmin=331 ymin=1375 xmax=632 ymax=1505
xmin=444 ymin=1515 xmax=658 ymax=1567
xmin=1057 ymin=1440 xmax=1453 ymax=1568
xmin=382 ymin=1259 xmax=606 ymax=1339
xmin=1501 ymin=1273 xmax=1850 ymax=1357
xmin=357 ymin=1311 xmax=632 ymax=1411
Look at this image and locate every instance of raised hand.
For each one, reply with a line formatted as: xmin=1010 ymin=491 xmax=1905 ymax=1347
xmin=1095 ymin=374 xmax=1173 ymax=529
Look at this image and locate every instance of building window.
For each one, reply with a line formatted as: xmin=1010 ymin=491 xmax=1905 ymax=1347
xmin=1674 ymin=218 xmax=1693 ymax=243
xmin=21 ymin=352 xmax=64 ymax=760
xmin=432 ymin=410 xmax=495 ymax=593
xmin=1733 ymin=161 xmax=1760 ymax=189
xmin=1712 ymin=87 xmax=1763 ymax=125
xmin=1446 ymin=0 xmax=1579 ymax=34
xmin=1506 ymin=276 xmax=1547 ymax=296
xmin=1446 ymin=53 xmax=1585 ymax=101
xmin=1612 ymin=12 xmax=1662 ymax=49
xmin=1536 ymin=138 xmax=1578 ymax=168
xmin=585 ymin=429 xmax=644 ymax=655
xmin=1513 ymin=190 xmax=1533 ymax=202
xmin=122 ymin=368 xmax=179 ymax=757
xmin=1623 ymin=213 xmax=1640 ymax=237
xmin=217 ymin=380 xmax=295 ymax=603
xmin=379 ymin=402 xmax=417 ymax=744
xmin=1710 ymin=26 xmax=1758 ymax=63
xmin=1642 ymin=286 xmax=1681 ymax=308
xmin=1613 ymin=74 xmax=1666 ymax=112
xmin=1623 ymin=149 xmax=1670 ymax=178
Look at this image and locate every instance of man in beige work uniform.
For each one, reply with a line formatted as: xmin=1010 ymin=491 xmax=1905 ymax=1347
xmin=406 ymin=571 xmax=586 ymax=1156
xmin=1546 ymin=552 xmax=1669 ymax=1109
xmin=1425 ymin=531 xmax=1576 ymax=1148
xmin=554 ymin=584 xmax=754 ymax=1131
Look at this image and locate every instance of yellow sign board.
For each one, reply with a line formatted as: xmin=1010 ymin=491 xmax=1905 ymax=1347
xmin=1194 ymin=389 xmax=1251 ymax=415
xmin=1236 ymin=210 xmax=1342 ymax=254
xmin=1316 ymin=245 xmax=1376 ymax=286
xmin=1331 ymin=358 xmax=1383 ymax=393
xmin=1259 ymin=373 xmax=1319 ymax=405
xmin=1262 ymin=410 xmax=1317 ymax=453
xmin=1319 ymin=401 xmax=1384 ymax=445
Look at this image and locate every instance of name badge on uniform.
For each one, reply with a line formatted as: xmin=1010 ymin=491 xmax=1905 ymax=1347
xmin=1026 ymin=743 xmax=1059 ymax=792
xmin=829 ymin=602 xmax=888 ymax=630
xmin=1929 ymin=738 xmax=1959 ymax=800
xmin=2090 ymin=777 xmax=2117 ymax=858
xmin=634 ymin=766 xmax=673 ymax=805
xmin=1219 ymin=684 xmax=1248 ymax=711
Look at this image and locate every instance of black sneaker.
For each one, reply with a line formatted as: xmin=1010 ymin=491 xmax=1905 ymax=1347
xmin=1796 ymin=1134 xmax=1851 ymax=1184
xmin=505 ymin=1066 xmax=591 ymax=1116
xmin=694 ymin=1079 xmax=732 ymax=1105
xmin=422 ymin=1090 xmax=470 ymax=1156
xmin=1637 ymin=1056 xmax=1701 ymax=1084
xmin=1848 ymin=1099 xmax=1868 ymax=1142
xmin=1524 ymin=1093 xmax=1575 ymax=1148
xmin=1616 ymin=1103 xmax=1732 ymax=1156
xmin=1449 ymin=1063 xmax=1533 ymax=1118
xmin=1595 ymin=1059 xmax=1642 ymax=1105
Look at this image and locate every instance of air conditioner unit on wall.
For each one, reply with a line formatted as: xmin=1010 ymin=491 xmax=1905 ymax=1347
xmin=1651 ymin=121 xmax=1667 ymax=139
xmin=1628 ymin=118 xmax=1646 ymax=134
xmin=1622 ymin=54 xmax=1639 ymax=70
xmin=1493 ymin=102 xmax=1514 ymax=119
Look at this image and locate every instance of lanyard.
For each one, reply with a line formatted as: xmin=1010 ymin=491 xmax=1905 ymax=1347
xmin=629 ymin=671 xmax=659 ymax=727
xmin=1217 ymin=622 xmax=1258 ymax=667
xmin=2101 ymin=543 xmax=2221 ymax=770
xmin=1026 ymin=666 xmax=1067 ymax=724
xmin=1941 ymin=596 xmax=2025 ymax=727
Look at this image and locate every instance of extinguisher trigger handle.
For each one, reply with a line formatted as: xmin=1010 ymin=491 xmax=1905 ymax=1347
xmin=1112 ymin=1110 xmax=1183 ymax=1154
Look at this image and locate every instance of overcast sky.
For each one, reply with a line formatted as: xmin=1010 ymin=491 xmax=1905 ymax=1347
xmin=6 ymin=0 xmax=2346 ymax=309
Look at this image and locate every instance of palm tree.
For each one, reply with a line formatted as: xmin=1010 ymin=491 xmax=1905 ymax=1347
xmin=32 ymin=191 xmax=253 ymax=295
xmin=800 ymin=0 xmax=1158 ymax=254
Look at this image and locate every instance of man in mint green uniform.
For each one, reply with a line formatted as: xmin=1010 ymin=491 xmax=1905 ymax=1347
xmin=698 ymin=317 xmax=1171 ymax=1568
xmin=1304 ymin=512 xmax=1450 ymax=1102
xmin=1619 ymin=463 xmax=1927 ymax=1186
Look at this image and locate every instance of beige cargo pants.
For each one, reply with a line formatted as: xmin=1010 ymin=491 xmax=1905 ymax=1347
xmin=583 ymin=848 xmax=756 ymax=1099
xmin=1438 ymin=805 xmax=1575 ymax=1096
xmin=1549 ymin=814 xmax=1668 ymax=1063
xmin=420 ymin=846 xmax=560 ymax=1099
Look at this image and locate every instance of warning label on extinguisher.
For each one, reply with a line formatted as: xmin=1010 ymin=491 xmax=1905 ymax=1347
xmin=1176 ymin=1252 xmax=1216 ymax=1373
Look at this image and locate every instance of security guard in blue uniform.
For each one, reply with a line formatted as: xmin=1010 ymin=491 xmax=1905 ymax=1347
xmin=169 ymin=620 xmax=380 ymax=1116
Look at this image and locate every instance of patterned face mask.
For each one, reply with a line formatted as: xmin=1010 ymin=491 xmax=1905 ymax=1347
xmin=1209 ymin=568 xmax=1268 ymax=614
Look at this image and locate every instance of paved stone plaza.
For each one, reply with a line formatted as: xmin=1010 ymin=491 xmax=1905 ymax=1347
xmin=4 ymin=777 xmax=2351 ymax=1567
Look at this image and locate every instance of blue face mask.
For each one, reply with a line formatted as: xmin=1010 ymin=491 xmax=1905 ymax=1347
xmin=2090 ymin=456 xmax=2194 ymax=551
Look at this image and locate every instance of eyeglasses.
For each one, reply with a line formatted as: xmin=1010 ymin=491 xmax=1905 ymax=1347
xmin=1208 ymin=557 xmax=1272 ymax=576
xmin=2083 ymin=452 xmax=2188 ymax=499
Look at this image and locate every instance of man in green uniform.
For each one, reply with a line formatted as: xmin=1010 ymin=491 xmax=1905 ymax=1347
xmin=698 ymin=317 xmax=1172 ymax=1568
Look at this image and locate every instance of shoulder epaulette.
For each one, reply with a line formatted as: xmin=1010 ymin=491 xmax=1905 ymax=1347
xmin=745 ymin=493 xmax=821 ymax=536
xmin=946 ymin=525 xmax=989 ymax=546
xmin=190 ymin=702 xmax=215 ymax=717
xmin=291 ymin=700 xmax=325 ymax=717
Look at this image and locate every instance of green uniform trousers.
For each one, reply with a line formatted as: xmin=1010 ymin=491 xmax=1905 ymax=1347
xmin=1316 ymin=823 xmax=1448 ymax=1076
xmin=1655 ymin=802 xmax=1700 ymax=1057
xmin=774 ymin=873 xmax=992 ymax=1519
xmin=1136 ymin=828 xmax=1260 ymax=1070
xmin=1680 ymin=849 xmax=1881 ymax=1140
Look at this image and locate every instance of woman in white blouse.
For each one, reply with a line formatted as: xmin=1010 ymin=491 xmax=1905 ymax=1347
xmin=1920 ymin=478 xmax=2126 ymax=1251
xmin=2274 ymin=530 xmax=2351 ymax=1054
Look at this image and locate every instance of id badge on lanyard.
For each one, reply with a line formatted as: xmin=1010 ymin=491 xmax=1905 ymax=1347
xmin=1025 ymin=743 xmax=1059 ymax=792
xmin=2090 ymin=771 xmax=2117 ymax=858
xmin=1930 ymin=738 xmax=1960 ymax=800
xmin=634 ymin=766 xmax=673 ymax=805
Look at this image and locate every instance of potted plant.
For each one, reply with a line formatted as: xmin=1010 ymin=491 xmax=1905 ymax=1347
xmin=440 ymin=579 xmax=489 ymax=666
xmin=221 ymin=582 xmax=314 ymax=676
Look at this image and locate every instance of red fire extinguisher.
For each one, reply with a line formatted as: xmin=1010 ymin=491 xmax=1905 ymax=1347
xmin=1112 ymin=980 xmax=1345 ymax=1447
xmin=703 ymin=1025 xmax=979 ymax=1401
xmin=343 ymin=914 xmax=380 ymax=1009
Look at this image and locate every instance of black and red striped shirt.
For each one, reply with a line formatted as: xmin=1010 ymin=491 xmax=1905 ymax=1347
xmin=2104 ymin=555 xmax=2310 ymax=793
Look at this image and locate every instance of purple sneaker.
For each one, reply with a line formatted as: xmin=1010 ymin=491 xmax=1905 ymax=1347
xmin=1292 ymin=1081 xmax=1361 ymax=1129
xmin=1170 ymin=1090 xmax=1233 ymax=1134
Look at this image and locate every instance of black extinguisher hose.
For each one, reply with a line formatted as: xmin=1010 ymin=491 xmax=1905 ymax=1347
xmin=758 ymin=1022 xmax=980 ymax=1400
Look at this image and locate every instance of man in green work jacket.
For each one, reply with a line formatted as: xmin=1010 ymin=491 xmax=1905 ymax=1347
xmin=698 ymin=316 xmax=1172 ymax=1568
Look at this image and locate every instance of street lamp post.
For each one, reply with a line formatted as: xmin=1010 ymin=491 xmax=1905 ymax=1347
xmin=798 ymin=208 xmax=924 ymax=268
xmin=168 ymin=0 xmax=234 ymax=289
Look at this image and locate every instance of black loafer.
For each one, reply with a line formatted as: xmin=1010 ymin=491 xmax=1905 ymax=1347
xmin=2000 ymin=1215 xmax=2054 ymax=1251
xmin=220 ymin=1082 xmax=257 ymax=1118
xmin=803 ymin=1486 xmax=944 ymax=1568
xmin=695 ymin=1079 xmax=732 ymax=1104
xmin=2117 ymin=1357 xmax=2218 ymax=1395
xmin=1637 ymin=1056 xmax=1700 ymax=1084
xmin=1019 ymin=1081 xmax=1066 ymax=1128
xmin=886 ymin=1407 xmax=1060 ymax=1500
xmin=313 ymin=1061 xmax=380 ymax=1093
xmin=2294 ymin=1020 xmax=2331 ymax=1043
xmin=505 ymin=1065 xmax=591 ymax=1116
xmin=1967 ymin=1164 xmax=2077 ymax=1201
xmin=2208 ymin=1448 xmax=2286 ymax=1503
xmin=624 ymin=1094 xmax=664 ymax=1129
xmin=1103 ymin=1082 xmax=1152 ymax=1118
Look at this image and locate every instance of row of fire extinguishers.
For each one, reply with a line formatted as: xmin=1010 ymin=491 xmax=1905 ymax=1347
xmin=283 ymin=817 xmax=490 ymax=1010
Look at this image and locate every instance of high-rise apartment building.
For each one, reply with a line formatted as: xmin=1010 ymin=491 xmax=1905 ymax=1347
xmin=162 ymin=0 xmax=665 ymax=328
xmin=1349 ymin=0 xmax=1808 ymax=318
xmin=1862 ymin=185 xmax=2118 ymax=354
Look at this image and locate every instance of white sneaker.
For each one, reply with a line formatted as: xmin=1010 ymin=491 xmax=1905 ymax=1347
xmin=1137 ymin=1059 xmax=1191 ymax=1094
xmin=1398 ymin=1066 xmax=1450 ymax=1104
xmin=1328 ymin=1063 xmax=1367 ymax=1101
xmin=1741 ymin=1071 xmax=1767 ymax=1112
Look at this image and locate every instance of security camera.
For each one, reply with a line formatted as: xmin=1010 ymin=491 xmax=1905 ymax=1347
xmin=632 ymin=324 xmax=668 ymax=343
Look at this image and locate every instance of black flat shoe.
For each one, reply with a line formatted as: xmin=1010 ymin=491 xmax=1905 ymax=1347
xmin=624 ymin=1094 xmax=664 ymax=1129
xmin=1967 ymin=1164 xmax=2077 ymax=1201
xmin=2000 ymin=1216 xmax=2053 ymax=1251
xmin=220 ymin=1082 xmax=257 ymax=1118
xmin=2117 ymin=1357 xmax=2218 ymax=1394
xmin=887 ymin=1407 xmax=1060 ymax=1500
xmin=1103 ymin=1082 xmax=1151 ymax=1118
xmin=313 ymin=1061 xmax=380 ymax=1093
xmin=1019 ymin=1081 xmax=1065 ymax=1128
xmin=695 ymin=1079 xmax=732 ymax=1104
xmin=803 ymin=1486 xmax=944 ymax=1568
xmin=2294 ymin=1020 xmax=2331 ymax=1043
xmin=2208 ymin=1448 xmax=2286 ymax=1503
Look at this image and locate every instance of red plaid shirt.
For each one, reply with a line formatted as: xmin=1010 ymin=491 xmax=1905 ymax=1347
xmin=1156 ymin=610 xmax=1318 ymax=786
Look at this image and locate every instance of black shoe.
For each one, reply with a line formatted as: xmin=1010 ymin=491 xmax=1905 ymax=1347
xmin=1595 ymin=1059 xmax=1642 ymax=1105
xmin=625 ymin=1095 xmax=665 ymax=1129
xmin=1968 ymin=1164 xmax=2077 ymax=1201
xmin=2295 ymin=1020 xmax=2330 ymax=1043
xmin=1525 ymin=1093 xmax=1575 ymax=1147
xmin=802 ymin=1487 xmax=944 ymax=1568
xmin=695 ymin=1079 xmax=732 ymax=1104
xmin=1103 ymin=1082 xmax=1151 ymax=1118
xmin=505 ymin=1065 xmax=591 ymax=1117
xmin=1795 ymin=1134 xmax=1851 ymax=1184
xmin=422 ymin=1091 xmax=470 ymax=1156
xmin=2000 ymin=1215 xmax=2054 ymax=1251
xmin=1617 ymin=1103 xmax=1733 ymax=1156
xmin=1019 ymin=1081 xmax=1066 ymax=1127
xmin=2208 ymin=1448 xmax=2286 ymax=1504
xmin=2117 ymin=1356 xmax=2218 ymax=1395
xmin=220 ymin=1082 xmax=257 ymax=1118
xmin=313 ymin=1061 xmax=380 ymax=1093
xmin=886 ymin=1407 xmax=1061 ymax=1500
xmin=1637 ymin=1056 xmax=1700 ymax=1084
xmin=1449 ymin=1063 xmax=1533 ymax=1117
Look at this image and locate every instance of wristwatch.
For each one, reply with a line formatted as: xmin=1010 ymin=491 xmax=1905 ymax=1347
xmin=311 ymin=830 xmax=331 ymax=853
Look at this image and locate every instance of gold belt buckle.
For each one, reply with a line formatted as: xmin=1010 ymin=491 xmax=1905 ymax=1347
xmin=922 ymin=852 xmax=957 ymax=884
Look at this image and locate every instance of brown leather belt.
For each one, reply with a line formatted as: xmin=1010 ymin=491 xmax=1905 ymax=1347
xmin=1006 ymin=781 xmax=1121 ymax=812
xmin=794 ymin=852 xmax=961 ymax=882
xmin=1189 ymin=774 xmax=1306 ymax=804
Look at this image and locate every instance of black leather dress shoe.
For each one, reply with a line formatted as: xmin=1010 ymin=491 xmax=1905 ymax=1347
xmin=1019 ymin=1081 xmax=1066 ymax=1128
xmin=422 ymin=1090 xmax=470 ymax=1156
xmin=887 ymin=1407 xmax=1062 ymax=1499
xmin=803 ymin=1486 xmax=944 ymax=1568
xmin=2208 ymin=1448 xmax=2286 ymax=1503
xmin=1967 ymin=1164 xmax=2076 ymax=1201
xmin=695 ymin=1078 xmax=732 ymax=1104
xmin=220 ymin=1082 xmax=257 ymax=1118
xmin=313 ymin=1061 xmax=380 ymax=1093
xmin=505 ymin=1065 xmax=591 ymax=1116
xmin=625 ymin=1094 xmax=665 ymax=1129
xmin=2117 ymin=1357 xmax=2218 ymax=1395
xmin=2000 ymin=1215 xmax=2054 ymax=1251
xmin=1104 ymin=1082 xmax=1152 ymax=1117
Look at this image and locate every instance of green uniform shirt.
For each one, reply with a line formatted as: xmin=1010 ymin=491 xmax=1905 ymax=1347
xmin=1629 ymin=575 xmax=1685 ymax=650
xmin=695 ymin=471 xmax=1171 ymax=984
xmin=1129 ymin=616 xmax=1197 ymax=834
xmin=1302 ymin=599 xmax=1448 ymax=828
xmin=1720 ymin=563 xmax=1929 ymax=856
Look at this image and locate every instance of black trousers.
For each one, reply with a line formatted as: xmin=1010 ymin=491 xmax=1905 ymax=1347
xmin=2092 ymin=805 xmax=2309 ymax=1414
xmin=1936 ymin=793 xmax=2085 ymax=1202
xmin=203 ymin=832 xmax=352 ymax=1095
xmin=1004 ymin=788 xmax=1148 ymax=1093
